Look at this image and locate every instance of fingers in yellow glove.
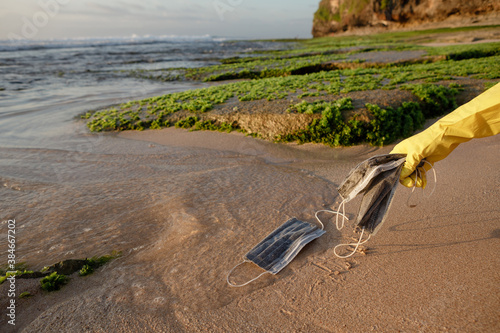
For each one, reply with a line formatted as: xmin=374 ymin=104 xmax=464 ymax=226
xmin=399 ymin=162 xmax=431 ymax=189
xmin=400 ymin=166 xmax=428 ymax=189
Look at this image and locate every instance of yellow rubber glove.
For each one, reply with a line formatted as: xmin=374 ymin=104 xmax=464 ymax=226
xmin=391 ymin=82 xmax=500 ymax=188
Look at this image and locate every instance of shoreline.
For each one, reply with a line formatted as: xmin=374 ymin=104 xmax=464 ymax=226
xmin=2 ymin=125 xmax=498 ymax=332
xmin=82 ymin=26 xmax=500 ymax=149
xmin=1 ymin=27 xmax=499 ymax=332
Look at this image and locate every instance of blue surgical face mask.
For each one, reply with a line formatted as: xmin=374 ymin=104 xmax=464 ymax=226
xmin=227 ymin=217 xmax=325 ymax=287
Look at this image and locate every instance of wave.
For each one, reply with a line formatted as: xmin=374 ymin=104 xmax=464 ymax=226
xmin=0 ymin=35 xmax=228 ymax=52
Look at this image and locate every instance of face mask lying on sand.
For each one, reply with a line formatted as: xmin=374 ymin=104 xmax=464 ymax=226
xmin=227 ymin=217 xmax=325 ymax=287
xmin=228 ymin=153 xmax=431 ymax=286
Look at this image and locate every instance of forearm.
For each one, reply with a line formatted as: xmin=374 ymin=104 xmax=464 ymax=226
xmin=392 ymin=83 xmax=500 ymax=171
xmin=390 ymin=82 xmax=500 ymax=188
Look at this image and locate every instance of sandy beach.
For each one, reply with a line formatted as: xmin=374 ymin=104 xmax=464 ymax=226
xmin=2 ymin=125 xmax=498 ymax=332
xmin=1 ymin=24 xmax=499 ymax=333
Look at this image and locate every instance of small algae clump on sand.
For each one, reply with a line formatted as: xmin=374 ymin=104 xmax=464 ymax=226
xmin=19 ymin=292 xmax=32 ymax=299
xmin=79 ymin=252 xmax=121 ymax=277
xmin=0 ymin=251 xmax=121 ymax=293
xmin=40 ymin=272 xmax=68 ymax=292
xmin=0 ymin=262 xmax=34 ymax=284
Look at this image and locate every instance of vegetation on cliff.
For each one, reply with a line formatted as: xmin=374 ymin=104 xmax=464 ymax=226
xmin=311 ymin=0 xmax=500 ymax=37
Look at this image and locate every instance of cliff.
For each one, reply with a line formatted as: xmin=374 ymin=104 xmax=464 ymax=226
xmin=312 ymin=0 xmax=500 ymax=37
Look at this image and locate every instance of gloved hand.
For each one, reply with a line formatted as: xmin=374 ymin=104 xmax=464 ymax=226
xmin=391 ymin=83 xmax=500 ymax=188
xmin=398 ymin=160 xmax=431 ymax=189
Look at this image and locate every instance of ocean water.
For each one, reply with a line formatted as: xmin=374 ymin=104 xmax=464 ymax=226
xmin=0 ymin=34 xmax=351 ymax=264
xmin=0 ymin=35 xmax=287 ymax=148
xmin=0 ymin=36 xmax=377 ymax=328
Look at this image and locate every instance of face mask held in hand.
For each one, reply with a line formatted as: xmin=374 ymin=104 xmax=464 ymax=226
xmin=317 ymin=154 xmax=407 ymax=258
xmin=338 ymin=154 xmax=406 ymax=235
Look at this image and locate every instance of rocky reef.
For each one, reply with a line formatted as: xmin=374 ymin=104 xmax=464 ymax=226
xmin=312 ymin=0 xmax=500 ymax=37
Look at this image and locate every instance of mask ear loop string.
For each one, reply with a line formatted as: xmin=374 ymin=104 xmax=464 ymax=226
xmin=315 ymin=205 xmax=369 ymax=258
xmin=226 ymin=260 xmax=270 ymax=288
xmin=406 ymin=167 xmax=419 ymax=208
xmin=333 ymin=227 xmax=371 ymax=259
xmin=421 ymin=160 xmax=437 ymax=198
xmin=406 ymin=160 xmax=437 ymax=207
xmin=314 ymin=202 xmax=348 ymax=232
xmin=335 ymin=199 xmax=347 ymax=230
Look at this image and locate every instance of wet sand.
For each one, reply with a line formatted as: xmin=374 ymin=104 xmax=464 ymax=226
xmin=1 ymin=126 xmax=498 ymax=332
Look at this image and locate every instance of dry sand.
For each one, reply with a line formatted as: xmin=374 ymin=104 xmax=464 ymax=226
xmin=2 ymin=126 xmax=498 ymax=332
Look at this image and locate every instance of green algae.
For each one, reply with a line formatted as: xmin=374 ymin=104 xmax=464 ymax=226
xmin=85 ymin=28 xmax=500 ymax=147
xmin=0 ymin=251 xmax=122 ymax=294
xmin=40 ymin=272 xmax=68 ymax=292
xmin=19 ymin=292 xmax=32 ymax=299
xmin=79 ymin=252 xmax=121 ymax=277
xmin=175 ymin=116 xmax=238 ymax=133
xmin=86 ymin=54 xmax=498 ymax=135
xmin=279 ymin=84 xmax=458 ymax=147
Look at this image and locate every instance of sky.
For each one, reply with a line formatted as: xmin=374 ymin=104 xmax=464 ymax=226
xmin=1 ymin=0 xmax=320 ymax=40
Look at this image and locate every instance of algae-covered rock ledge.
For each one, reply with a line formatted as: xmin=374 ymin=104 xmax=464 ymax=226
xmin=82 ymin=29 xmax=500 ymax=147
